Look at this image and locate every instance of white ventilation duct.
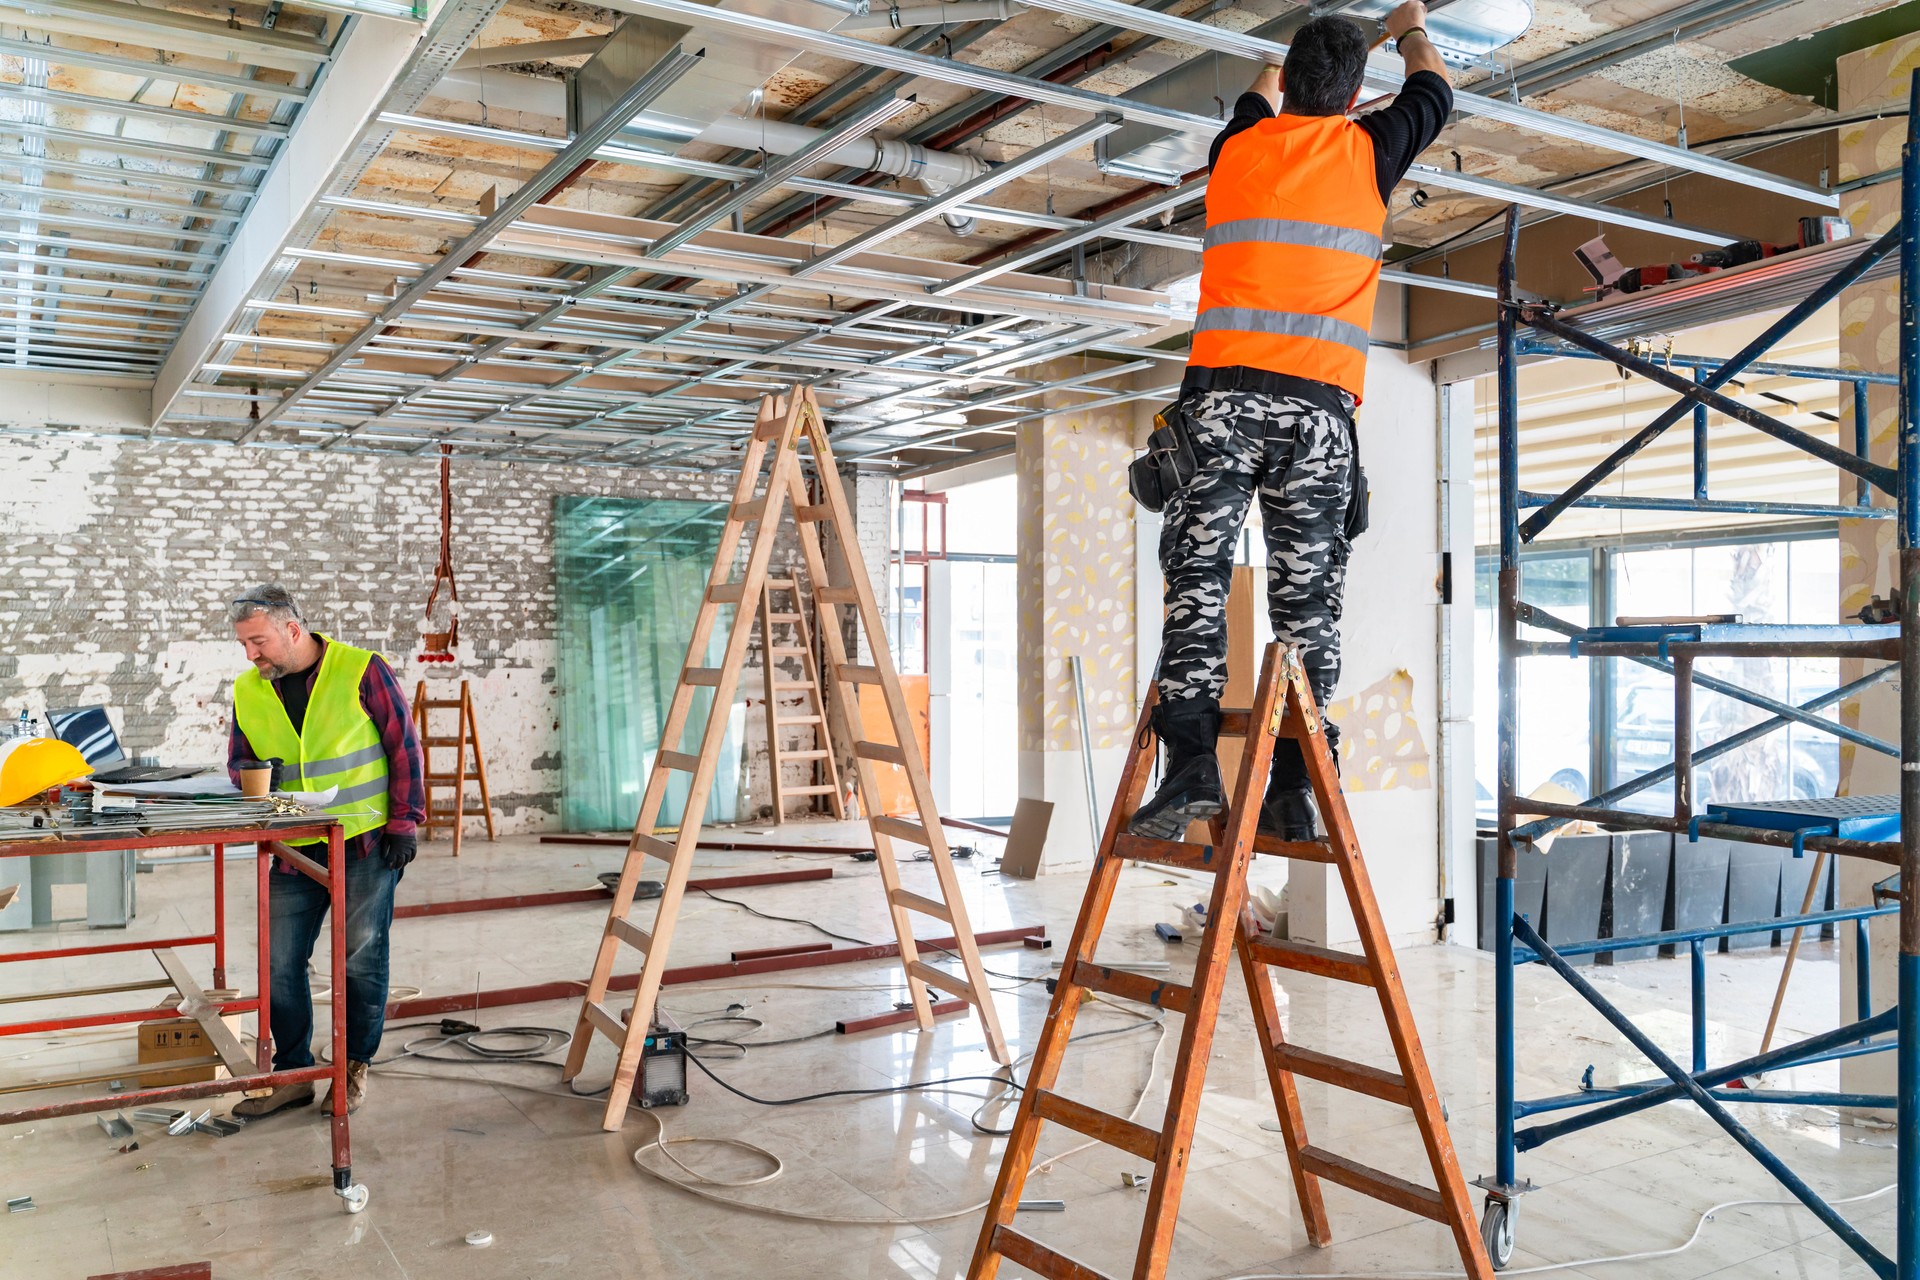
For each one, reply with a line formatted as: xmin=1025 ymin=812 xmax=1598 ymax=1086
xmin=838 ymin=0 xmax=1025 ymax=30
xmin=693 ymin=113 xmax=987 ymax=233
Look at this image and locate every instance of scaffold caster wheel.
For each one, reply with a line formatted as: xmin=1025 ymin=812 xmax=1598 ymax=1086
xmin=1482 ymin=1197 xmax=1514 ymax=1270
xmin=340 ymin=1184 xmax=370 ymax=1214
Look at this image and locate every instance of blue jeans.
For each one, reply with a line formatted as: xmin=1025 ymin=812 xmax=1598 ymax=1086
xmin=268 ymin=853 xmax=401 ymax=1070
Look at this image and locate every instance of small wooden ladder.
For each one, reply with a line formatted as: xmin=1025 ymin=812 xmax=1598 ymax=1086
xmin=968 ymin=643 xmax=1492 ymax=1280
xmin=758 ymin=569 xmax=844 ymax=822
xmin=411 ymin=678 xmax=496 ymax=858
xmin=562 ymin=387 xmax=1012 ymax=1128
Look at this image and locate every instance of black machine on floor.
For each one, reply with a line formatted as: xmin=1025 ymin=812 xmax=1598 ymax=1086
xmin=635 ymin=1015 xmax=689 ymax=1109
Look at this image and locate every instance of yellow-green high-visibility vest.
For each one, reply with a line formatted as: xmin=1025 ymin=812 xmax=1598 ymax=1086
xmin=232 ymin=635 xmax=390 ymax=848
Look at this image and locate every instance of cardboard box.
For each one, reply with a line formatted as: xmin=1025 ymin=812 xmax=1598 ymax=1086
xmin=136 ymin=1017 xmax=221 ymax=1088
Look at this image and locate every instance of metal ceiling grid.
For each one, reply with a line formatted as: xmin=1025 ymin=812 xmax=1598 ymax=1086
xmin=0 ymin=1 xmax=348 ymax=376
xmin=31 ymin=0 xmax=1884 ymax=470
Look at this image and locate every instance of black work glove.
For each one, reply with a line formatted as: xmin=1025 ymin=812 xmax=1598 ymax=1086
xmin=266 ymin=757 xmax=284 ymax=789
xmin=380 ymin=831 xmax=417 ymax=871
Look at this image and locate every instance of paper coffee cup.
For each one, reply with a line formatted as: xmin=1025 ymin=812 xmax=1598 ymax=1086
xmin=239 ymin=765 xmax=272 ymax=799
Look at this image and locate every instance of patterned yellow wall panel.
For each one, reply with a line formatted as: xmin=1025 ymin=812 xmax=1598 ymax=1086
xmin=1836 ymin=38 xmax=1917 ymax=788
xmin=1325 ymin=669 xmax=1432 ymax=793
xmin=1016 ymin=361 xmax=1140 ymax=754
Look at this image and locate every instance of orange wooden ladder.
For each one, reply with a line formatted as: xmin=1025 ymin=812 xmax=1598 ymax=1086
xmin=758 ymin=570 xmax=844 ymax=822
xmin=411 ymin=678 xmax=496 ymax=857
xmin=969 ymin=643 xmax=1493 ymax=1279
xmin=561 ymin=388 xmax=1011 ymax=1127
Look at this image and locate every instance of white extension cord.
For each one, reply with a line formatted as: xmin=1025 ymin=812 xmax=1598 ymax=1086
xmin=627 ymin=994 xmax=1173 ymax=1227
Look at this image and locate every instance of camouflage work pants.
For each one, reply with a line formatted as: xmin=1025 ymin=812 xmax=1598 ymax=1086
xmin=1154 ymin=387 xmax=1356 ymax=750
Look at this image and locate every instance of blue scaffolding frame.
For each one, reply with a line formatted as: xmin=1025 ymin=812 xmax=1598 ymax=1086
xmin=1484 ymin=75 xmax=1920 ymax=1277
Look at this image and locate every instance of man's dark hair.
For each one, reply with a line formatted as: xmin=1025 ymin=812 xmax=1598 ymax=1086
xmin=1281 ymin=15 xmax=1369 ymax=116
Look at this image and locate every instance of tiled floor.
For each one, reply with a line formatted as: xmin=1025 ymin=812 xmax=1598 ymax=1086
xmin=0 ymin=823 xmax=1898 ymax=1278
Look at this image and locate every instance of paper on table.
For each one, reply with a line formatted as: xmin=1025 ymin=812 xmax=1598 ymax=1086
xmin=277 ymin=786 xmax=337 ymax=808
xmin=0 ymin=884 xmax=16 ymax=912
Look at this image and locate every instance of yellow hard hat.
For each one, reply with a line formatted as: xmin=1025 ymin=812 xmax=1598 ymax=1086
xmin=0 ymin=737 xmax=93 ymax=806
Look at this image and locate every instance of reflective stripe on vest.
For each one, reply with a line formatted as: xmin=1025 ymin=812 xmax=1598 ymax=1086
xmin=1191 ymin=307 xmax=1370 ymax=357
xmin=232 ymin=636 xmax=390 ymax=847
xmin=1190 ymin=112 xmax=1386 ymax=402
xmin=1202 ymin=217 xmax=1383 ymax=261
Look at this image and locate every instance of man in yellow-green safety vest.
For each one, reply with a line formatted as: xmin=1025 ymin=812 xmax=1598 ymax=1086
xmin=225 ymin=584 xmax=425 ymax=1120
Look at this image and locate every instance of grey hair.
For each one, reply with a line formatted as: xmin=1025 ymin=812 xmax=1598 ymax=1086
xmin=229 ymin=584 xmax=305 ymax=628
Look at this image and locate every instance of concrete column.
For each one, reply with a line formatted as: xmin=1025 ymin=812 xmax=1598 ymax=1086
xmin=1015 ymin=361 xmax=1141 ymax=872
xmin=1833 ymin=34 xmax=1915 ymax=1110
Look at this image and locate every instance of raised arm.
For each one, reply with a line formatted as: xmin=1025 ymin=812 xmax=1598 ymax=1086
xmin=1248 ymin=62 xmax=1282 ymax=113
xmin=1385 ymin=0 xmax=1449 ymax=84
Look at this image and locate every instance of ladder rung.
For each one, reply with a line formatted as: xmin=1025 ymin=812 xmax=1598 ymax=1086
xmin=632 ymin=833 xmax=678 ymax=863
xmin=776 ymin=714 xmax=823 ymax=725
xmin=1244 ymin=935 xmax=1375 ymax=986
xmin=770 ymin=646 xmax=807 ymax=657
xmin=684 ymin=667 xmax=725 ymax=687
xmin=1032 ymin=1089 xmax=1161 ymax=1162
xmin=421 ymin=699 xmax=462 ymax=709
xmin=732 ymin=497 xmax=769 ymax=523
xmin=872 ymin=815 xmax=932 ymax=846
xmin=766 ymin=577 xmax=797 ymax=590
xmin=1253 ymin=832 xmax=1338 ymax=863
xmin=784 ymin=749 xmax=831 ymax=760
xmin=905 ymin=960 xmax=975 ymax=1002
xmin=854 ymin=740 xmax=908 ymax=766
xmin=1219 ymin=709 xmax=1252 ymax=738
xmin=772 ymin=680 xmax=814 ymax=690
xmin=1296 ymin=1146 xmax=1447 ymax=1223
xmin=987 ymin=1227 xmax=1105 ymax=1280
xmin=889 ymin=888 xmax=952 ymax=923
xmin=707 ymin=583 xmax=748 ymax=604
xmin=607 ymin=916 xmax=652 ymax=954
xmin=836 ymin=664 xmax=885 ymax=685
xmin=582 ymin=1001 xmax=625 ymax=1045
xmin=816 ymin=585 xmax=860 ymax=605
xmin=1273 ymin=1044 xmax=1408 ymax=1103
xmin=655 ymin=750 xmax=701 ymax=773
xmin=1112 ymin=833 xmax=1226 ymax=873
xmin=1071 ymin=961 xmax=1192 ymax=1015
xmin=796 ymin=503 xmax=831 ymax=523
xmin=786 ymin=784 xmax=840 ymax=795
xmin=769 ymin=612 xmax=802 ymax=623
xmin=423 ymin=773 xmax=475 ymax=783
xmin=423 ymin=736 xmax=464 ymax=746
xmin=753 ymin=415 xmax=786 ymax=440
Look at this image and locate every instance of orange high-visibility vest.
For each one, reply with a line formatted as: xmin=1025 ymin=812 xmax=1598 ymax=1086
xmin=1190 ymin=111 xmax=1385 ymax=402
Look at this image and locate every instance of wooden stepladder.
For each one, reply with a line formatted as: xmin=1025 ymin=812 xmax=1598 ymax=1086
xmin=969 ymin=643 xmax=1492 ymax=1280
xmin=563 ymin=388 xmax=1012 ymax=1127
xmin=411 ymin=679 xmax=496 ymax=857
xmin=758 ymin=569 xmax=845 ymax=822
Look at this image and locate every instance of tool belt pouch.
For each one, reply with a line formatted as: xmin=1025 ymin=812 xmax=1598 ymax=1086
xmin=1128 ymin=403 xmax=1199 ymax=512
xmin=1345 ymin=463 xmax=1371 ymax=540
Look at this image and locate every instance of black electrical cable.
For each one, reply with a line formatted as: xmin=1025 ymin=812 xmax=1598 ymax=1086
xmin=693 ymin=886 xmax=873 ymax=947
xmin=686 ymin=1051 xmax=1024 ymax=1107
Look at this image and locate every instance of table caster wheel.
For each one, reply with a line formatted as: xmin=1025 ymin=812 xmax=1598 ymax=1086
xmin=341 ymin=1184 xmax=370 ymax=1214
xmin=1482 ymin=1196 xmax=1514 ymax=1270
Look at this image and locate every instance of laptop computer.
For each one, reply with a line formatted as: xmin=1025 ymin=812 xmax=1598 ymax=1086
xmin=45 ymin=706 xmax=209 ymax=784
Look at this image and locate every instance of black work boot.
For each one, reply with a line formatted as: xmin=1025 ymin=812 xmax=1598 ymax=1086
xmin=1129 ymin=702 xmax=1225 ymax=841
xmin=1258 ymin=738 xmax=1321 ymax=841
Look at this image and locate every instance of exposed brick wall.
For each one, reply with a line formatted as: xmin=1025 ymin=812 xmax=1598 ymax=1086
xmin=0 ymin=435 xmax=773 ymax=833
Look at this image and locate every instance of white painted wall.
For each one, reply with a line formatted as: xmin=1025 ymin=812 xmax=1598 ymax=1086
xmin=1290 ymin=343 xmax=1444 ymax=948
